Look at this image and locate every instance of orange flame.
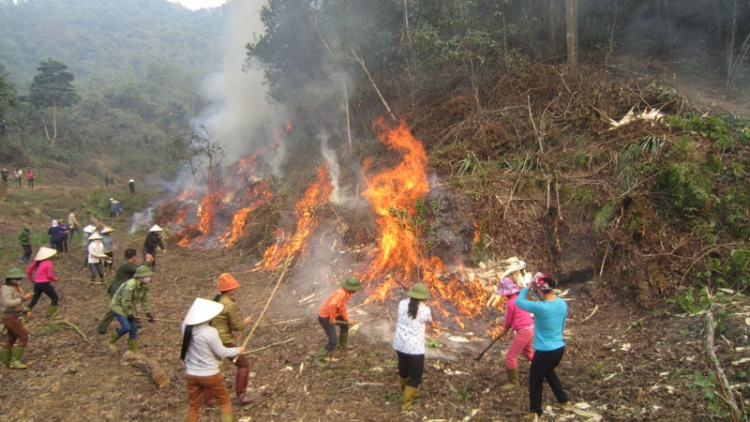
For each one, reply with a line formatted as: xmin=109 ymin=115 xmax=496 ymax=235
xmin=257 ymin=165 xmax=332 ymax=269
xmin=359 ymin=119 xmax=489 ymax=329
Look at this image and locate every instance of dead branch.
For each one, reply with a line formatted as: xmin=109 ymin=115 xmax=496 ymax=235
xmin=121 ymin=350 xmax=170 ymax=388
xmin=527 ymin=95 xmax=544 ymax=153
xmin=582 ymin=305 xmax=598 ymax=322
xmin=243 ymin=338 xmax=295 ymax=355
xmin=706 ymin=305 xmax=741 ymax=421
xmin=350 ymin=48 xmax=397 ymax=122
xmin=240 ymin=255 xmax=294 ymax=349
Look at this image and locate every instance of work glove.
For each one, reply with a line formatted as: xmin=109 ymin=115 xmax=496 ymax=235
xmin=127 ymin=314 xmax=135 ymax=322
xmin=146 ymin=312 xmax=154 ymax=323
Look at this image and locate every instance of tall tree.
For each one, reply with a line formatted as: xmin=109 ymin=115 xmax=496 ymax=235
xmin=0 ymin=70 xmax=16 ymax=137
xmin=29 ymin=59 xmax=79 ymax=148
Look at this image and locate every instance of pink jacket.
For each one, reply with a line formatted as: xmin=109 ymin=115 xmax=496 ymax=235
xmin=504 ymin=294 xmax=534 ymax=331
xmin=26 ymin=260 xmax=58 ymax=283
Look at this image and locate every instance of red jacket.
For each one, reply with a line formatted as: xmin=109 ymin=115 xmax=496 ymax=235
xmin=318 ymin=288 xmax=352 ymax=323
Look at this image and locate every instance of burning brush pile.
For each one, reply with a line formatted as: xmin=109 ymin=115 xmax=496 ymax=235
xmin=150 ymin=119 xmax=533 ymax=333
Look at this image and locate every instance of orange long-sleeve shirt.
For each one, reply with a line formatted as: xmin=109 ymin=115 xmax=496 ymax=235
xmin=318 ymin=288 xmax=352 ymax=323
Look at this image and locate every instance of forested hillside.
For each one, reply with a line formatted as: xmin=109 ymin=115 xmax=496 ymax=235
xmin=2 ymin=1 xmax=750 ymax=421
xmin=0 ymin=0 xmax=223 ymax=86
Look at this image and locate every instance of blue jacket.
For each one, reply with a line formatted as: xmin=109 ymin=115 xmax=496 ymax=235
xmin=515 ymin=287 xmax=567 ymax=351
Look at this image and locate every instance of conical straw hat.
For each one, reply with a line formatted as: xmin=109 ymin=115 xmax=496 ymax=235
xmin=35 ymin=247 xmax=57 ymax=261
xmin=88 ymin=232 xmax=103 ymax=241
xmin=183 ymin=298 xmax=224 ymax=326
xmin=149 ymin=225 xmax=163 ymax=232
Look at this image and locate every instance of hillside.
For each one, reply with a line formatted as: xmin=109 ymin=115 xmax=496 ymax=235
xmin=0 ymin=162 xmax=709 ymax=422
xmin=1 ymin=59 xmax=749 ymax=421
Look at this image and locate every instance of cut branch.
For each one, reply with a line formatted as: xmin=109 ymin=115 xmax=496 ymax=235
xmin=706 ymin=305 xmax=741 ymax=421
xmin=350 ymin=48 xmax=397 ymax=121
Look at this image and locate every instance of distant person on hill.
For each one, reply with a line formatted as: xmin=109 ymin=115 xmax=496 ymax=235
xmin=113 ymin=200 xmax=122 ymax=220
xmin=26 ymin=247 xmax=59 ymax=319
xmin=67 ymin=208 xmax=84 ymax=245
xmin=18 ymin=224 xmax=32 ymax=264
xmin=13 ymin=168 xmax=22 ymax=188
xmin=47 ymin=220 xmax=60 ymax=252
xmin=100 ymin=227 xmax=116 ymax=277
xmin=26 ymin=168 xmax=34 ymax=189
xmin=96 ymin=248 xmax=153 ymax=335
xmin=181 ymin=298 xmax=244 ymax=422
xmin=205 ymin=273 xmax=254 ymax=407
xmin=1 ymin=267 xmax=34 ymax=369
xmin=129 ymin=179 xmax=135 ymax=193
xmin=312 ymin=276 xmax=361 ymax=367
xmin=515 ymin=273 xmax=572 ymax=420
xmin=143 ymin=225 xmax=166 ymax=273
xmin=87 ymin=232 xmax=109 ymax=284
xmin=1 ymin=168 xmax=7 ymax=183
xmin=57 ymin=220 xmax=69 ymax=253
xmin=108 ymin=265 xmax=154 ymax=353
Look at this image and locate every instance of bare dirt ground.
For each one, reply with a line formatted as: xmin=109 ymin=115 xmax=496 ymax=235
xmin=0 ymin=194 xmax=715 ymax=421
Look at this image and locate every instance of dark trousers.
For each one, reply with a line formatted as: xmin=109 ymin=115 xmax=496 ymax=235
xmin=88 ymin=262 xmax=104 ymax=279
xmin=528 ymin=346 xmax=569 ymax=415
xmin=21 ymin=245 xmax=32 ymax=261
xmin=28 ymin=282 xmax=58 ymax=310
xmin=115 ymin=313 xmax=138 ymax=340
xmin=58 ymin=235 xmax=68 ymax=253
xmin=396 ymin=350 xmax=425 ymax=388
xmin=27 ymin=178 xmax=33 ymax=188
xmin=318 ymin=316 xmax=348 ymax=351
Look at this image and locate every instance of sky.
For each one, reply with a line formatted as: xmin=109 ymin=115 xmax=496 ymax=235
xmin=168 ymin=0 xmax=226 ymax=10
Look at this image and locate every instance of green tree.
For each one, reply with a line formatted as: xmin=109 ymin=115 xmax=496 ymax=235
xmin=29 ymin=59 xmax=80 ymax=148
xmin=0 ymin=68 xmax=16 ymax=136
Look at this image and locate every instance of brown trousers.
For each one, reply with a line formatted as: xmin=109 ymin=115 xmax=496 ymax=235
xmin=186 ymin=372 xmax=232 ymax=421
xmin=2 ymin=313 xmax=29 ymax=348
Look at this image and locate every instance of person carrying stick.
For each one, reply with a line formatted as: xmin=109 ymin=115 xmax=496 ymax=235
xmin=181 ymin=298 xmax=245 ymax=422
xmin=1 ymin=268 xmax=34 ymax=369
xmin=206 ymin=273 xmax=254 ymax=406
xmin=494 ymin=277 xmax=535 ymax=391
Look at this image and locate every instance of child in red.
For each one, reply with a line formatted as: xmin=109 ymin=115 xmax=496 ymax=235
xmin=495 ymin=277 xmax=534 ymax=390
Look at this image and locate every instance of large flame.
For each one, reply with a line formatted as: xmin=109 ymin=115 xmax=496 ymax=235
xmin=359 ymin=119 xmax=488 ymax=329
xmin=257 ymin=164 xmax=332 ymax=270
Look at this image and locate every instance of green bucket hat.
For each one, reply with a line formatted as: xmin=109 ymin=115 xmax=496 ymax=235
xmin=134 ymin=265 xmax=154 ymax=279
xmin=341 ymin=276 xmax=362 ymax=291
xmin=407 ymin=283 xmax=430 ymax=300
xmin=5 ymin=267 xmax=25 ymax=280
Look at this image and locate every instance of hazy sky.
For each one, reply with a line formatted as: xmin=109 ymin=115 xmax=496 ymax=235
xmin=169 ymin=0 xmax=226 ymax=10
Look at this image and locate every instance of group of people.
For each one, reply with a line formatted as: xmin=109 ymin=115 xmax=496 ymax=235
xmin=1 ymin=168 xmax=34 ymax=188
xmin=5 ymin=214 xmax=571 ymax=421
xmin=2 ymin=222 xmax=168 ymax=370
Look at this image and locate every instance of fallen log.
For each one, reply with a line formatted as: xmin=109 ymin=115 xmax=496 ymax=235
xmin=121 ymin=350 xmax=170 ymax=388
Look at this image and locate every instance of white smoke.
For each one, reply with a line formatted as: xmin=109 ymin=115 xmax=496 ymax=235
xmin=197 ymin=0 xmax=288 ymax=176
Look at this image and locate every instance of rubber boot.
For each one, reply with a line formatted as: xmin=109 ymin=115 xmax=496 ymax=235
xmin=204 ymin=389 xmax=217 ymax=408
xmin=313 ymin=347 xmax=329 ymax=368
xmin=236 ymin=366 xmax=255 ymax=405
xmin=339 ymin=333 xmax=353 ymax=350
xmin=399 ymin=377 xmax=408 ymax=392
xmin=127 ymin=339 xmax=138 ymax=353
xmin=47 ymin=305 xmax=58 ymax=320
xmin=108 ymin=331 xmax=122 ymax=351
xmin=219 ymin=413 xmax=234 ymax=422
xmin=500 ymin=367 xmax=519 ymax=391
xmin=10 ymin=346 xmax=27 ymax=369
xmin=1 ymin=348 xmax=11 ymax=368
xmin=401 ymin=385 xmax=419 ymax=411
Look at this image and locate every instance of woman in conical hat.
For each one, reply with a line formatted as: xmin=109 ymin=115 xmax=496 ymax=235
xmin=25 ymin=247 xmax=59 ymax=319
xmin=181 ymin=298 xmax=245 ymax=422
xmin=143 ymin=225 xmax=166 ymax=273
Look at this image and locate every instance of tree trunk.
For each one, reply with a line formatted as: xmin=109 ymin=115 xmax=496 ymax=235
xmin=549 ymin=0 xmax=557 ymax=55
xmin=51 ymin=98 xmax=57 ymax=148
xmin=565 ymin=0 xmax=578 ymax=66
xmin=121 ymin=351 xmax=170 ymax=388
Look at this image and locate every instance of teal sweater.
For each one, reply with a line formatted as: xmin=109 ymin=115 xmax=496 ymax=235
xmin=515 ymin=288 xmax=567 ymax=351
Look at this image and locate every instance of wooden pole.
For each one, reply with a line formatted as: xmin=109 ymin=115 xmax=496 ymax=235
xmin=239 ymin=255 xmax=294 ymax=349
